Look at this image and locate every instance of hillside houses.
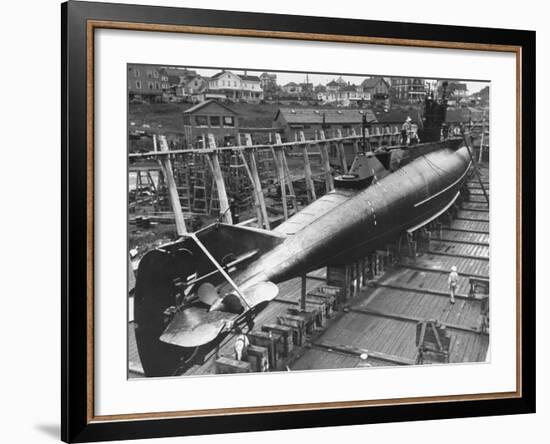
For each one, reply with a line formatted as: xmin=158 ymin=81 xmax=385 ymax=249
xmin=316 ymin=77 xmax=389 ymax=106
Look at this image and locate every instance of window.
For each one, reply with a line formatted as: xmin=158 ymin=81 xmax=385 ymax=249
xmin=155 ymin=82 xmax=160 ymax=90
xmin=134 ymin=69 xmax=140 ymax=78
xmin=148 ymin=82 xmax=154 ymax=89
xmin=135 ymin=80 xmax=141 ymax=89
xmin=210 ymin=116 xmax=221 ymax=127
xmin=146 ymin=70 xmax=153 ymax=78
xmin=195 ymin=116 xmax=208 ymax=126
xmin=153 ymin=71 xmax=159 ymax=78
xmin=223 ymin=116 xmax=235 ymax=127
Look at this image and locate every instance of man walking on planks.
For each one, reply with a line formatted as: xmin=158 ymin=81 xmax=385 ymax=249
xmin=234 ymin=327 xmax=250 ymax=361
xmin=448 ymin=265 xmax=459 ymax=304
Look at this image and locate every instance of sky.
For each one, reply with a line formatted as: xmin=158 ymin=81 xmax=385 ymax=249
xmin=167 ymin=66 xmax=489 ymax=94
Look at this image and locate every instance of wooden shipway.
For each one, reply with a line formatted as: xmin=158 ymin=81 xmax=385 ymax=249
xmin=291 ymin=166 xmax=489 ymax=370
xmin=128 ymin=166 xmax=490 ymax=376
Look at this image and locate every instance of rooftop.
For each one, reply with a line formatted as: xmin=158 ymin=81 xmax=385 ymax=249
xmin=182 ymin=99 xmax=238 ymax=115
xmin=361 ymin=77 xmax=388 ymax=89
xmin=445 ymin=107 xmax=484 ymax=123
xmin=240 ymin=75 xmax=261 ymax=82
xmin=275 ymin=107 xmax=377 ymax=124
xmin=375 ymin=108 xmax=423 ymax=125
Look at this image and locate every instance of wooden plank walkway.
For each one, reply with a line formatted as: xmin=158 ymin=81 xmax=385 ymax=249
xmin=291 ymin=167 xmax=490 ymax=369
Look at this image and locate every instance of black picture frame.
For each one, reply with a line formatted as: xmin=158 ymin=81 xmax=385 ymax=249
xmin=62 ymin=1 xmax=536 ymax=442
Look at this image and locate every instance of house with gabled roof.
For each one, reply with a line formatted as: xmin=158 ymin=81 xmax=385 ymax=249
xmin=205 ymin=70 xmax=263 ymax=103
xmin=282 ymin=82 xmax=301 ymax=95
xmin=390 ymin=77 xmax=427 ymax=103
xmin=360 ymin=77 xmax=390 ymax=95
xmin=326 ymin=79 xmax=341 ymax=92
xmin=128 ymin=65 xmax=169 ymax=102
xmin=182 ymin=100 xmax=240 ymax=147
xmin=260 ymin=72 xmax=277 ymax=91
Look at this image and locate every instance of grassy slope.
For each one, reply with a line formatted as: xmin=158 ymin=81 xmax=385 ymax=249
xmin=128 ymin=102 xmax=281 ymax=134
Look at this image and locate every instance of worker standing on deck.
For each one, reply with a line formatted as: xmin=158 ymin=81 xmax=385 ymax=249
xmin=448 ymin=265 xmax=459 ymax=304
xmin=357 ymin=352 xmax=371 ymax=368
xmin=234 ymin=327 xmax=250 ymax=361
xmin=401 ymin=116 xmax=412 ymax=144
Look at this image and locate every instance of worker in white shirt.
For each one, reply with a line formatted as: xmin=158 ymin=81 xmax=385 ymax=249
xmin=234 ymin=327 xmax=250 ymax=361
xmin=401 ymin=116 xmax=412 ymax=144
xmin=448 ymin=265 xmax=459 ymax=304
xmin=357 ymin=352 xmax=371 ymax=368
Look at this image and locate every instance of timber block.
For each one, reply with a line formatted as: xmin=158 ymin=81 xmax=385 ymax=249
xmin=277 ymin=314 xmax=306 ymax=346
xmin=287 ymin=306 xmax=324 ymax=330
xmin=316 ymin=284 xmax=341 ymax=297
xmin=261 ymin=323 xmax=294 ymax=355
xmin=305 ymin=297 xmax=329 ymax=324
xmin=247 ymin=344 xmax=269 ymax=372
xmin=309 ymin=288 xmax=338 ymax=314
xmin=249 ymin=331 xmax=282 ymax=370
xmin=215 ymin=356 xmax=251 ymax=374
xmin=286 ymin=308 xmax=318 ymax=334
xmin=306 ymin=293 xmax=333 ymax=318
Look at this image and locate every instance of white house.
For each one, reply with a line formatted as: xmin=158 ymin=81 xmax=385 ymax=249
xmin=205 ymin=70 xmax=263 ymax=103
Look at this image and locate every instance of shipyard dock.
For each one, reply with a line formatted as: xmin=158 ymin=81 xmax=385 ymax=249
xmin=129 ymin=164 xmax=489 ymax=377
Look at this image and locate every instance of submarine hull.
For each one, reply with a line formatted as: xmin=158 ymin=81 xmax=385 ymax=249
xmin=232 ymin=145 xmax=472 ymax=288
xmin=134 ymin=143 xmax=472 ymax=376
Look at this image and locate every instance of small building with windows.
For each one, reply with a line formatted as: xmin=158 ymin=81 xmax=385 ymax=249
xmin=273 ymin=107 xmax=377 ymax=142
xmin=128 ymin=65 xmax=170 ymax=102
xmin=182 ymin=100 xmax=239 ymax=148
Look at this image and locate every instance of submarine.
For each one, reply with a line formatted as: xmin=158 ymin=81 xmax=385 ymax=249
xmin=134 ymin=89 xmax=474 ymax=377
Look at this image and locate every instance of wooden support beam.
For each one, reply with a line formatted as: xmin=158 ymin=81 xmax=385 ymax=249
xmin=336 ymin=129 xmax=348 ymax=173
xmin=350 ymin=128 xmax=359 ymax=155
xmin=422 ymin=248 xmax=489 ymax=262
xmin=350 ymin=306 xmax=488 ymax=335
xmin=272 ymin=134 xmax=288 ymax=220
xmin=156 ymin=135 xmax=187 ymax=235
xmin=300 ymin=275 xmax=307 ymax=311
xmin=244 ymin=134 xmax=270 ymax=230
xmin=318 ymin=130 xmax=334 ymax=192
xmin=206 ymin=134 xmax=232 ymax=225
xmin=298 ymin=131 xmax=316 ymax=203
xmin=460 ymin=127 xmax=489 ymax=205
xmin=431 ymin=235 xmax=489 ymax=247
xmin=311 ymin=341 xmax=415 ymax=365
xmin=373 ymin=281 xmax=473 ymax=301
xmin=238 ymin=150 xmax=263 ymax=229
xmin=279 ymin=145 xmax=297 ymax=213
xmin=398 ymin=262 xmax=488 ymax=280
xmin=454 ymin=216 xmax=489 ymax=223
xmin=443 ymin=227 xmax=489 ymax=235
xmin=478 ymin=123 xmax=485 ymax=163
